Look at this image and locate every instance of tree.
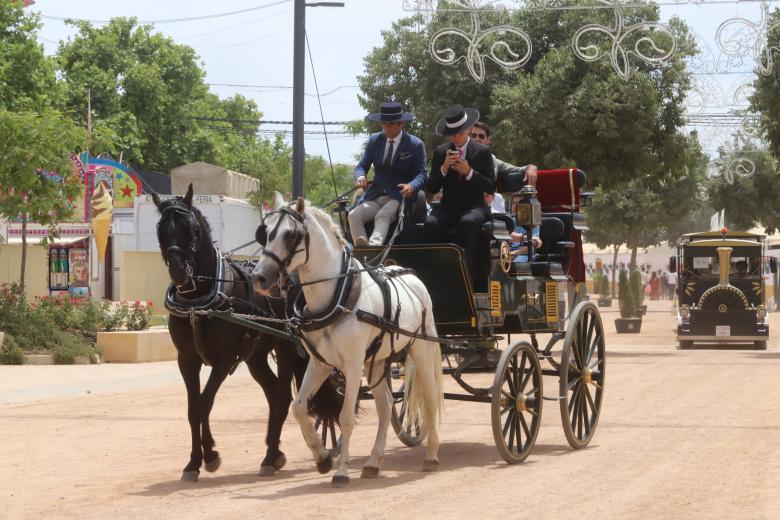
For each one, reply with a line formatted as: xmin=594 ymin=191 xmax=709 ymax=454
xmin=750 ymin=7 xmax=780 ymax=161
xmin=0 ymin=1 xmax=60 ymax=110
xmin=707 ymin=138 xmax=780 ymax=232
xmin=0 ymin=109 xmax=87 ymax=291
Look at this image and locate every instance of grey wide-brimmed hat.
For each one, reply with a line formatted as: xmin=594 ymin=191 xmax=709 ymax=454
xmin=367 ymin=101 xmax=415 ymax=123
xmin=435 ymin=104 xmax=480 ymax=136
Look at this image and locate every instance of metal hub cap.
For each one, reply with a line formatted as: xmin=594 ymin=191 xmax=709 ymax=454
xmin=582 ymin=367 xmax=593 ymax=385
xmin=515 ymin=393 xmax=528 ymax=412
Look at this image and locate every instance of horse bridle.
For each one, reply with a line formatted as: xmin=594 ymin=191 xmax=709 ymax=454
xmin=157 ymin=202 xmax=201 ymax=294
xmin=256 ymin=206 xmax=310 ymax=288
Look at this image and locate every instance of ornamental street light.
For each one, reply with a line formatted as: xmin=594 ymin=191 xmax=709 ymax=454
xmin=292 ymin=0 xmax=345 ymax=199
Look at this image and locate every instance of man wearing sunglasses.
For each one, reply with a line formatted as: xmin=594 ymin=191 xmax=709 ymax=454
xmin=472 ymin=122 xmax=538 ymax=190
xmin=348 ymin=101 xmax=428 ymax=246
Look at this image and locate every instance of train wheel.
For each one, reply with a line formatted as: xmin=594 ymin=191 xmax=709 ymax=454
xmin=491 ymin=341 xmax=543 ymax=463
xmin=559 ymin=300 xmax=605 ymax=449
xmin=388 ymin=360 xmax=425 ymax=447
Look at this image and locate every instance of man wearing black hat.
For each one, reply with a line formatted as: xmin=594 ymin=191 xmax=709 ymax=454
xmin=425 ymin=105 xmax=495 ymax=290
xmin=348 ymin=101 xmax=428 ymax=246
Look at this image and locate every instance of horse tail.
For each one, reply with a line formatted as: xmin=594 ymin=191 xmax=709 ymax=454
xmin=304 ymin=358 xmax=343 ymax=422
xmin=404 ymin=299 xmax=444 ymax=436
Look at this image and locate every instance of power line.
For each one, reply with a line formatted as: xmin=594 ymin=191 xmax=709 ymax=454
xmin=188 ymin=116 xmax=356 ymax=125
xmin=39 ymin=0 xmax=291 ymax=24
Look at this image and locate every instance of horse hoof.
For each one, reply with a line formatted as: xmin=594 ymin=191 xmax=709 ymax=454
xmin=274 ymin=453 xmax=287 ymax=471
xmin=316 ymin=455 xmax=333 ymax=474
xmin=361 ymin=466 xmax=379 ymax=479
xmin=181 ymin=470 xmax=200 ymax=482
xmin=204 ymin=455 xmax=221 ymax=473
xmin=258 ymin=465 xmax=277 ymax=477
xmin=331 ymin=475 xmax=350 ymax=488
xmin=422 ymin=459 xmax=439 ymax=472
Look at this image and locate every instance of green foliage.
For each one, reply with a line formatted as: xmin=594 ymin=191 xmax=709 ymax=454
xmin=750 ymin=7 xmax=780 ymax=162
xmin=0 ymin=335 xmax=24 ymax=365
xmin=630 ymin=269 xmax=644 ymax=308
xmin=599 ymin=274 xmax=610 ymax=298
xmin=706 ymin=139 xmax=780 ymax=233
xmin=618 ymin=270 xmax=636 ymax=319
xmin=125 ymin=301 xmax=154 ymax=331
xmin=0 ymin=2 xmax=60 ymax=110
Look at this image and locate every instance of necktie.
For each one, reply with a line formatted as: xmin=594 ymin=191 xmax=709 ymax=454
xmin=384 ymin=139 xmax=394 ymax=169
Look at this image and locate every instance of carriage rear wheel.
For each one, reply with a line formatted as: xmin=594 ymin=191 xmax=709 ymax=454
xmin=491 ymin=341 xmax=543 ymax=464
xmin=559 ymin=300 xmax=606 ymax=449
xmin=388 ymin=360 xmax=425 ymax=447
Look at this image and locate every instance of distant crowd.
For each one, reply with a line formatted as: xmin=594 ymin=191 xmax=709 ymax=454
xmin=588 ymin=264 xmax=677 ymax=300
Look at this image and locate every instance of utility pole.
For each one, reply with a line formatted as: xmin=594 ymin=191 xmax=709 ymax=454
xmin=291 ymin=1 xmax=344 ymax=199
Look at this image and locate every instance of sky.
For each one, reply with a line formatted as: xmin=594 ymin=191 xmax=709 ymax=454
xmin=29 ymin=0 xmax=772 ymax=166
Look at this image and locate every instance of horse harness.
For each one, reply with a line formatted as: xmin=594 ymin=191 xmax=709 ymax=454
xmin=157 ymin=201 xmax=202 ymax=294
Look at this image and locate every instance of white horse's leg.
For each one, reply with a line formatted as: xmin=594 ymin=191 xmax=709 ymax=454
xmin=332 ymin=358 xmax=363 ymax=487
xmin=361 ymin=359 xmax=392 ymax=478
xmin=291 ymin=360 xmax=334 ymax=473
xmin=409 ymin=339 xmax=442 ymax=471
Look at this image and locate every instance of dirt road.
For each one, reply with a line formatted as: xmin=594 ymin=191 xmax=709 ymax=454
xmin=1 ymin=300 xmax=779 ymax=519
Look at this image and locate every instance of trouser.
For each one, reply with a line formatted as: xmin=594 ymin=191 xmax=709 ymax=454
xmin=424 ymin=205 xmax=488 ymax=286
xmin=348 ymin=195 xmax=401 ymax=245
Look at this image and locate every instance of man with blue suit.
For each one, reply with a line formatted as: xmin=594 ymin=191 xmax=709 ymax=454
xmin=348 ymin=101 xmax=428 ymax=246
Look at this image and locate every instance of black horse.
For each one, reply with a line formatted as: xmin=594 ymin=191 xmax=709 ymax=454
xmin=153 ymin=185 xmax=340 ymax=481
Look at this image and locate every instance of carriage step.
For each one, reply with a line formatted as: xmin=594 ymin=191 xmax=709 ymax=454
xmin=542 ymin=395 xmax=566 ymax=401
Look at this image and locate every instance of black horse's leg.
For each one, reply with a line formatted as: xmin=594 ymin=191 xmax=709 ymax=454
xmin=178 ymin=355 xmax=203 ymax=481
xmin=269 ymin=345 xmax=297 ymax=462
xmin=199 ymin=356 xmax=234 ymax=473
xmin=245 ymin=351 xmax=286 ymax=476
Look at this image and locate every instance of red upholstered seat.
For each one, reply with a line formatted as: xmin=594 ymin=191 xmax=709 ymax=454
xmin=534 ymin=168 xmax=586 ymax=283
xmin=535 ymin=168 xmax=582 ymax=212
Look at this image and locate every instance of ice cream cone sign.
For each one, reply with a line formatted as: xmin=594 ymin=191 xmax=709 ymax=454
xmin=91 ymin=181 xmax=113 ymax=262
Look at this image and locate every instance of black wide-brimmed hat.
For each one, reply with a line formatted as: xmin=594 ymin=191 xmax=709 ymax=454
xmin=435 ymin=104 xmax=480 ymax=136
xmin=367 ymin=101 xmax=415 ymax=123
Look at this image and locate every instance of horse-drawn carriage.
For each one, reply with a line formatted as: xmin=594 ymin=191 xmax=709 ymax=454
xmin=340 ymin=168 xmax=605 ymax=462
xmin=155 ymin=166 xmax=605 ymax=485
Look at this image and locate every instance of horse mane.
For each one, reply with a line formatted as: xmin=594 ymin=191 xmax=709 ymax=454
xmin=305 ymin=204 xmax=347 ymax=247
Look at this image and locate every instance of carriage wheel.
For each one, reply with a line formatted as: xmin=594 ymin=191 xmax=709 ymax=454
xmin=559 ymin=300 xmax=606 ymax=449
xmin=388 ymin=360 xmax=425 ymax=447
xmin=491 ymin=341 xmax=543 ymax=463
xmin=313 ymin=369 xmax=344 ymax=456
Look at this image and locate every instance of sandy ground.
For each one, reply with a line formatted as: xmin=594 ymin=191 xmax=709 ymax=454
xmin=1 ymin=299 xmax=779 ymax=520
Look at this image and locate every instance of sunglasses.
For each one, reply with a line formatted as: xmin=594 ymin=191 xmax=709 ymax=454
xmin=470 ymin=132 xmax=487 ymax=139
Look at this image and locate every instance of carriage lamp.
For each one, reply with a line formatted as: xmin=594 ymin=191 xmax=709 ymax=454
xmin=514 ymin=185 xmax=542 ymax=229
xmin=334 ymin=196 xmax=351 ymax=238
xmin=679 ymin=304 xmax=690 ymax=322
xmin=757 ymin=304 xmax=767 ymax=321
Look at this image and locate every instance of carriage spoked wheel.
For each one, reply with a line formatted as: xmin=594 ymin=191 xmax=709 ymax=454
xmin=491 ymin=341 xmax=543 ymax=463
xmin=388 ymin=359 xmax=425 ymax=447
xmin=313 ymin=369 xmax=344 ymax=457
xmin=559 ymin=300 xmax=606 ymax=449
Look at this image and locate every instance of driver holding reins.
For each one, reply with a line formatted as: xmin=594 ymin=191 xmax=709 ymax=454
xmin=348 ymin=101 xmax=428 ymax=247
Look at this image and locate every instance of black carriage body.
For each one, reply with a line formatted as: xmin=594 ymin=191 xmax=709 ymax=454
xmin=675 ymin=231 xmax=769 ymax=346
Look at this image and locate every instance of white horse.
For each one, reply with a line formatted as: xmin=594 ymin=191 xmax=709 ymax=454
xmin=250 ymin=194 xmax=443 ymax=487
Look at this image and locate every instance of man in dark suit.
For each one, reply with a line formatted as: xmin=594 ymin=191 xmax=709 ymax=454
xmin=425 ymin=105 xmax=495 ymax=289
xmin=348 ymin=101 xmax=428 ymax=246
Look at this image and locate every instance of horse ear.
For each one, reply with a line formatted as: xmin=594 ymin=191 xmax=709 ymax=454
xmin=273 ymin=191 xmax=285 ymax=209
xmin=151 ymin=192 xmax=162 ymax=210
xmin=183 ymin=183 xmax=194 ymax=208
xmin=295 ymin=196 xmax=305 ymax=214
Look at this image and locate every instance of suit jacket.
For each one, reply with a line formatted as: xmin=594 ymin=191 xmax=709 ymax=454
xmin=428 ymin=140 xmax=496 ymax=214
xmin=355 ymin=131 xmax=428 ymax=203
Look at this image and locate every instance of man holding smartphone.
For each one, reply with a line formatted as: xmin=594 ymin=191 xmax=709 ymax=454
xmin=424 ymin=105 xmax=495 ymax=290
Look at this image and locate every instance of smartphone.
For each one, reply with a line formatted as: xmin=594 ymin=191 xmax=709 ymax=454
xmin=447 ymin=150 xmax=458 ymax=156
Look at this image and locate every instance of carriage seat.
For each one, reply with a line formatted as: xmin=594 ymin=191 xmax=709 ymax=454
xmin=508 ymin=216 xmax=567 ymax=276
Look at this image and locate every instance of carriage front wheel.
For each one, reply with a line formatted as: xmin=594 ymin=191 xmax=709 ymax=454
xmin=559 ymin=300 xmax=606 ymax=449
xmin=491 ymin=341 xmax=543 ymax=463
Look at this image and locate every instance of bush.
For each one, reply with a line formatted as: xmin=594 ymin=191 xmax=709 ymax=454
xmin=630 ymin=269 xmax=644 ymax=308
xmin=599 ymin=273 xmax=610 ymax=297
xmin=125 ymin=301 xmax=154 ymax=331
xmin=0 ymin=335 xmax=24 ymax=365
xmin=618 ymin=270 xmax=636 ymax=318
